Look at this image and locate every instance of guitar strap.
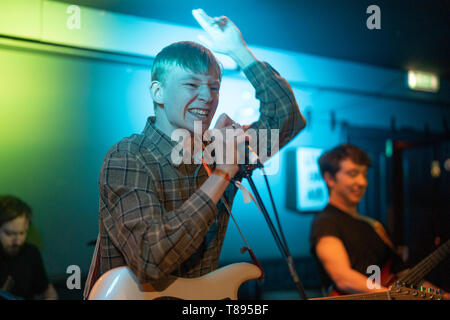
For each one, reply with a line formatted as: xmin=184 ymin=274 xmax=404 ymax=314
xmin=202 ymin=158 xmax=265 ymax=282
xmin=354 ymin=215 xmax=397 ymax=253
xmin=83 ymin=234 xmax=100 ymax=299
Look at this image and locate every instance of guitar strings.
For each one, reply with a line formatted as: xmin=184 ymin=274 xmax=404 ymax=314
xmin=401 ymin=248 xmax=445 ymax=284
xmin=398 ymin=240 xmax=449 ymax=285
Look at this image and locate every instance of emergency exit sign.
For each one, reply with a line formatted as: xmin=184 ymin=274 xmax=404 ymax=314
xmin=408 ymin=71 xmax=439 ymax=92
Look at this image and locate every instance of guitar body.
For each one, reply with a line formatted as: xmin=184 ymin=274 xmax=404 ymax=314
xmin=88 ymin=262 xmax=262 ymax=300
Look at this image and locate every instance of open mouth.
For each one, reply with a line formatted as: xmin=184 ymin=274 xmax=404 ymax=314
xmin=187 ymin=108 xmax=210 ymax=119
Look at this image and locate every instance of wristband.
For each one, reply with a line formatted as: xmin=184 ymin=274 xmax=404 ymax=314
xmin=212 ymin=168 xmax=231 ymax=183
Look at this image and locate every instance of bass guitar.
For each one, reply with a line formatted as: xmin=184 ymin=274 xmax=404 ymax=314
xmin=88 ymin=262 xmax=261 ymax=300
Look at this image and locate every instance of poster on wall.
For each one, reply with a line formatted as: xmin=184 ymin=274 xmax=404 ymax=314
xmin=296 ymin=147 xmax=328 ymax=212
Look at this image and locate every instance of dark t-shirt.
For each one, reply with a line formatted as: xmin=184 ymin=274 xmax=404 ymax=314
xmin=309 ymin=204 xmax=406 ymax=289
xmin=0 ymin=243 xmax=49 ymax=299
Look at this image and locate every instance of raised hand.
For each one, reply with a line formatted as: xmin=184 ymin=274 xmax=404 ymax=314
xmin=192 ymin=9 xmax=257 ymax=69
xmin=192 ymin=9 xmax=246 ymax=55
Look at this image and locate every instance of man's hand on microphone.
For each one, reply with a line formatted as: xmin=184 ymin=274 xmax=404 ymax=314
xmin=203 ymin=113 xmax=250 ymax=178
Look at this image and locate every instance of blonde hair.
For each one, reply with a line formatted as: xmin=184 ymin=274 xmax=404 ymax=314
xmin=151 ymin=41 xmax=222 ymax=110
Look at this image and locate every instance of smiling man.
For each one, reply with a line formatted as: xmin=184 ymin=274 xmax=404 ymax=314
xmin=150 ymin=44 xmax=222 ymax=135
xmin=310 ymin=144 xmax=449 ymax=298
xmin=309 ymin=144 xmax=406 ymax=295
xmin=84 ymin=11 xmax=305 ymax=298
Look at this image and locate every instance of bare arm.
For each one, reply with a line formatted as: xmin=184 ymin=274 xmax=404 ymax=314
xmin=316 ymin=236 xmax=388 ymax=294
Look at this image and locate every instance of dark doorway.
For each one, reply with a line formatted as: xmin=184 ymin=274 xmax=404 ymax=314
xmin=397 ymin=141 xmax=449 ymax=291
xmin=344 ymin=124 xmax=449 ymax=291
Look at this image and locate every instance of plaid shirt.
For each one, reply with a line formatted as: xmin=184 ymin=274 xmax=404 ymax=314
xmin=84 ymin=61 xmax=305 ymax=297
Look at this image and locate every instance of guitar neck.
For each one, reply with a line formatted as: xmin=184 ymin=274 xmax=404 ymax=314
xmin=398 ymin=239 xmax=450 ymax=285
xmin=312 ymin=292 xmax=389 ymax=300
xmin=311 ymin=285 xmax=445 ymax=301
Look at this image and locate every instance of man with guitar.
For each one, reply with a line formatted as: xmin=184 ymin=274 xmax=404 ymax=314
xmin=83 ymin=9 xmax=305 ymax=298
xmin=310 ymin=144 xmax=448 ymax=297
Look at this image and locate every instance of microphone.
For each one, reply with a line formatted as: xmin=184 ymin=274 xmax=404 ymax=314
xmin=244 ymin=142 xmax=263 ymax=168
xmin=234 ymin=142 xmax=264 ymax=181
xmin=227 ymin=122 xmax=264 ymax=179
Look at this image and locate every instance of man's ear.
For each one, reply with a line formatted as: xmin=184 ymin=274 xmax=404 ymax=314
xmin=150 ymin=80 xmax=164 ymax=105
xmin=323 ymin=171 xmax=335 ymax=190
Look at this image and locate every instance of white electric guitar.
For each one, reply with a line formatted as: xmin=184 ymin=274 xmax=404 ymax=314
xmin=88 ymin=263 xmax=262 ymax=300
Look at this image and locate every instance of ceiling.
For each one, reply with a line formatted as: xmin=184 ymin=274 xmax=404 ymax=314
xmin=55 ymin=0 xmax=450 ymax=80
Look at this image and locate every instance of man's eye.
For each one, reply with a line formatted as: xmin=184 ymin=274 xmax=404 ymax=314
xmin=186 ymin=83 xmax=198 ymax=88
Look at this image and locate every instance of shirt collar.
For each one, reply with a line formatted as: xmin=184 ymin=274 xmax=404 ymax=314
xmin=142 ymin=117 xmax=204 ymax=168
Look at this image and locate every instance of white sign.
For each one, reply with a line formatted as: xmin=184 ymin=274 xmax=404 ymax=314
xmin=296 ymin=147 xmax=328 ymax=211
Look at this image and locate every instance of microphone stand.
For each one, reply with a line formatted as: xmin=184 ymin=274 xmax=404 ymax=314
xmin=234 ymin=162 xmax=308 ymax=300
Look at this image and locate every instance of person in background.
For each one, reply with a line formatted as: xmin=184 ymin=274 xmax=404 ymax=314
xmin=310 ymin=144 xmax=446 ymax=297
xmin=0 ymin=195 xmax=58 ymax=300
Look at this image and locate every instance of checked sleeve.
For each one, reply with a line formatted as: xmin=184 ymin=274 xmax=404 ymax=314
xmin=98 ymin=149 xmax=218 ymax=283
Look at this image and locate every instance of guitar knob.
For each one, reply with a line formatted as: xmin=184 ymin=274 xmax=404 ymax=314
xmin=437 ymin=289 xmax=441 ymax=295
xmin=420 ymin=286 xmax=424 ymax=292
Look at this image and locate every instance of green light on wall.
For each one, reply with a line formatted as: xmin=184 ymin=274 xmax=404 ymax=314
xmin=385 ymin=139 xmax=393 ymax=158
xmin=408 ymin=70 xmax=439 ymax=93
